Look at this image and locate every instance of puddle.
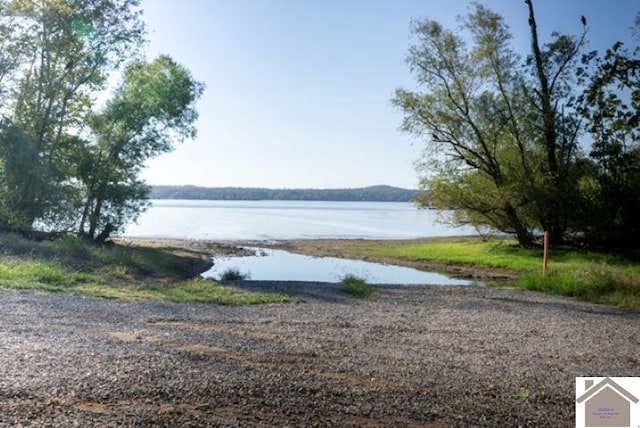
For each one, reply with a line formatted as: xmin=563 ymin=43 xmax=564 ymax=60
xmin=202 ymin=248 xmax=475 ymax=286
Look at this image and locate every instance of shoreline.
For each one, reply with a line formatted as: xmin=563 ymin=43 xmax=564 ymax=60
xmin=116 ymin=235 xmax=515 ymax=283
xmin=1 ymin=236 xmax=637 ymax=425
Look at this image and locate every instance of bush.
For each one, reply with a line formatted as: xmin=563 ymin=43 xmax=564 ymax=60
xmin=219 ymin=268 xmax=250 ymax=282
xmin=341 ymin=274 xmax=376 ymax=298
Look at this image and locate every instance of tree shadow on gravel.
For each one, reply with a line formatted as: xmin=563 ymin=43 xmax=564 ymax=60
xmin=485 ymin=296 xmax=640 ymax=318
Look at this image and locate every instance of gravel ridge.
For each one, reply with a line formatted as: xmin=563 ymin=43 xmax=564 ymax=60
xmin=0 ymin=284 xmax=638 ymax=427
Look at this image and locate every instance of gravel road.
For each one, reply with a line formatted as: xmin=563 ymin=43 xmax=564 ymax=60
xmin=0 ymin=283 xmax=638 ymax=427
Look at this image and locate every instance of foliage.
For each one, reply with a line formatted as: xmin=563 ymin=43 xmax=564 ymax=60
xmin=0 ymin=121 xmax=55 ymax=232
xmin=394 ymin=1 xmax=587 ymax=247
xmin=576 ymin=41 xmax=640 ymax=247
xmin=219 ymin=268 xmax=250 ymax=282
xmin=518 ymin=387 xmax=531 ymax=401
xmin=0 ymin=1 xmax=203 ymax=241
xmin=341 ymin=274 xmax=376 ymax=298
xmin=523 ymin=0 xmax=588 ymax=243
xmin=0 ymin=0 xmax=146 ymax=233
xmin=518 ymin=268 xmax=640 ymax=309
xmin=75 ymin=55 xmax=204 ymax=241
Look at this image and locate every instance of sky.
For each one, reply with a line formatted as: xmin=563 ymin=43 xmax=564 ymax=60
xmin=139 ymin=0 xmax=639 ymax=189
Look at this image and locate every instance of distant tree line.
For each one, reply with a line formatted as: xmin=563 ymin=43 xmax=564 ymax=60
xmin=0 ymin=0 xmax=203 ymax=242
xmin=150 ymin=185 xmax=419 ymax=202
xmin=394 ymin=0 xmax=640 ymax=248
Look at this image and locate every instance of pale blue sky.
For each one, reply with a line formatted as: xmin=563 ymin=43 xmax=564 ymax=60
xmin=140 ymin=1 xmax=638 ymax=189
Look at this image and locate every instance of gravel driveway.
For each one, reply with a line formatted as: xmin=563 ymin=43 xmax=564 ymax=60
xmin=0 ymin=283 xmax=638 ymax=427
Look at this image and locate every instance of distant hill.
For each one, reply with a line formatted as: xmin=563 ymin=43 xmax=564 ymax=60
xmin=150 ymin=185 xmax=419 ymax=202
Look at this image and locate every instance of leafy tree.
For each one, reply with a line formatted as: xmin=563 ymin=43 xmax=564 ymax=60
xmin=578 ymin=41 xmax=640 ymax=247
xmin=0 ymin=1 xmax=203 ymax=242
xmin=523 ymin=0 xmax=588 ymax=243
xmin=394 ymin=4 xmax=539 ymax=246
xmin=76 ymin=55 xmax=204 ymax=241
xmin=7 ymin=0 xmax=145 ymax=147
xmin=0 ymin=121 xmax=55 ymax=232
xmin=0 ymin=0 xmax=145 ymax=232
xmin=394 ymin=1 xmax=587 ymax=246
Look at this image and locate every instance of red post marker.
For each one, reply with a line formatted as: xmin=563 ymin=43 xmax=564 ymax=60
xmin=543 ymin=231 xmax=550 ymax=275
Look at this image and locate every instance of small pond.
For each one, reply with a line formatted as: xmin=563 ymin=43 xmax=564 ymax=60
xmin=202 ymin=247 xmax=475 ymax=286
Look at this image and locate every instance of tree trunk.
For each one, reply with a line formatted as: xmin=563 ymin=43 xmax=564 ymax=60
xmin=88 ymin=197 xmax=103 ymax=240
xmin=78 ymin=196 xmax=93 ymax=237
xmin=525 ymin=0 xmax=564 ymax=244
xmin=504 ymin=202 xmax=534 ymax=247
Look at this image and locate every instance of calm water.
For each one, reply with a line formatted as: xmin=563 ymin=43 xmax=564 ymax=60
xmin=123 ymin=200 xmax=477 ymax=240
xmin=203 ymin=247 xmax=474 ymax=286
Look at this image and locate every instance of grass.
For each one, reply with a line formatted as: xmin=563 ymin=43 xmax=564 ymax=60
xmin=333 ymin=237 xmax=640 ymax=309
xmin=0 ymin=233 xmax=290 ymax=305
xmin=75 ymin=279 xmax=290 ymax=305
xmin=340 ymin=274 xmax=377 ymax=298
xmin=2 ymin=231 xmax=636 ymax=309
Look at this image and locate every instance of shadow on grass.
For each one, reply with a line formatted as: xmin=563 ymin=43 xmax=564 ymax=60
xmin=0 ymin=232 xmax=212 ymax=281
xmin=0 ymin=233 xmax=301 ymax=305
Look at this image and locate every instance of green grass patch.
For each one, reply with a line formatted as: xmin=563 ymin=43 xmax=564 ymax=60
xmin=0 ymin=258 xmax=103 ymax=292
xmin=333 ymin=237 xmax=640 ymax=309
xmin=366 ymin=239 xmax=542 ymax=271
xmin=152 ymin=279 xmax=289 ymax=304
xmin=340 ymin=274 xmax=377 ymax=298
xmin=75 ymin=279 xmax=291 ymax=305
xmin=0 ymin=233 xmax=291 ymax=305
xmin=518 ymin=265 xmax=640 ymax=309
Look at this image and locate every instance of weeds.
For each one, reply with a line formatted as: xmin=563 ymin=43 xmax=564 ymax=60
xmin=341 ymin=274 xmax=376 ymax=298
xmin=517 ymin=266 xmax=640 ymax=308
xmin=219 ymin=267 xmax=250 ymax=282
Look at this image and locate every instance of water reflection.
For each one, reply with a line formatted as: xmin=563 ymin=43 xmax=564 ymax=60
xmin=203 ymin=248 xmax=475 ymax=286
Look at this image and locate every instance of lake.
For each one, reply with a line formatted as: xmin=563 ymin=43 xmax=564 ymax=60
xmin=124 ymin=200 xmax=480 ymax=285
xmin=123 ymin=200 xmax=477 ymax=240
xmin=203 ymin=247 xmax=474 ymax=286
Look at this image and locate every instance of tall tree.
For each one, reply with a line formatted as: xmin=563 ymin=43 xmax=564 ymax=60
xmin=394 ymin=4 xmax=541 ymax=246
xmin=76 ymin=55 xmax=204 ymax=241
xmin=7 ymin=0 xmax=145 ymax=147
xmin=524 ymin=0 xmax=587 ymax=243
xmin=0 ymin=0 xmax=145 ymax=232
xmin=394 ymin=2 xmax=587 ymax=246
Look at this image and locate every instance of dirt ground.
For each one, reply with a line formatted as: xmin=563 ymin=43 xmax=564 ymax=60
xmin=0 ymin=275 xmax=638 ymax=426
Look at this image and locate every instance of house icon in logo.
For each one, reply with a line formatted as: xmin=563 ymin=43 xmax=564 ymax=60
xmin=576 ymin=377 xmax=639 ymax=427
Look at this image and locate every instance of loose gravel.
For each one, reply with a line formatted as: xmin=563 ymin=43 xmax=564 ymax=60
xmin=0 ymin=284 xmax=638 ymax=427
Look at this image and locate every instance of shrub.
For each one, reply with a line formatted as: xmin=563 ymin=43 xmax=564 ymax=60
xmin=341 ymin=274 xmax=376 ymax=298
xmin=219 ymin=268 xmax=250 ymax=282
